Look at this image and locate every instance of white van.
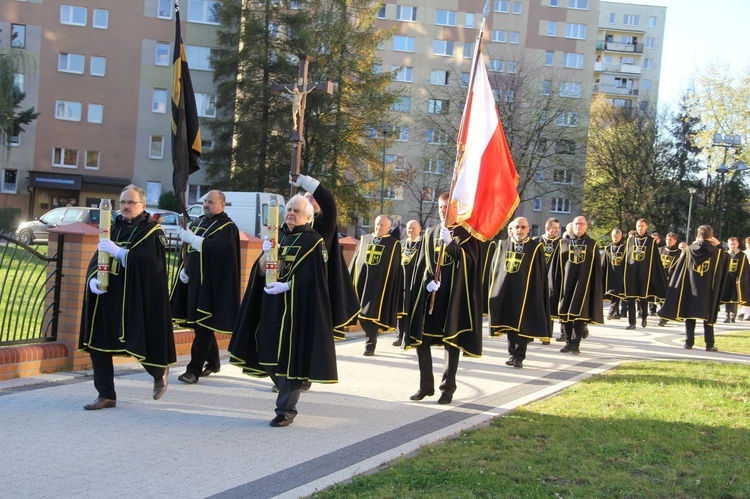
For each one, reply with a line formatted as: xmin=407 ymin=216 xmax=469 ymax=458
xmin=187 ymin=192 xmax=285 ymax=239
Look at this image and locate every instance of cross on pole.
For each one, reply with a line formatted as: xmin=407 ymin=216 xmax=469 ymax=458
xmin=272 ymin=55 xmax=334 ymax=198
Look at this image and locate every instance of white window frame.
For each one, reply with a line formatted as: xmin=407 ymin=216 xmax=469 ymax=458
xmin=60 ymin=5 xmax=87 ymax=26
xmin=195 ymin=92 xmax=217 ymax=117
xmin=396 ymin=126 xmax=409 ymax=142
xmin=562 ymin=52 xmax=584 ymax=69
xmin=545 ymin=51 xmax=554 ymax=66
xmin=152 ymin=88 xmax=168 ymax=113
xmin=567 ymin=0 xmax=588 ymax=10
xmin=489 ymin=59 xmax=505 ymax=72
xmin=58 ymin=53 xmax=85 ymax=74
xmin=551 ymin=198 xmax=571 ymax=213
xmin=646 ymin=37 xmax=655 ymax=50
xmin=542 ymin=80 xmax=551 ymax=96
xmin=609 ymin=13 xmax=616 ymax=24
xmin=147 ymin=181 xmax=162 ymax=205
xmin=492 ymin=30 xmax=507 ymax=43
xmin=11 ymin=24 xmax=25 ymax=49
xmin=550 ymin=0 xmax=559 ymax=6
xmin=509 ymin=31 xmax=520 ymax=44
xmin=424 ymin=158 xmax=445 ymax=174
xmin=532 ymin=197 xmax=542 ymax=211
xmin=377 ymin=4 xmax=386 ymax=19
xmin=512 ymin=2 xmax=522 ymax=14
xmin=553 ymin=169 xmax=573 ymax=184
xmin=425 ymin=129 xmax=448 ymax=144
xmin=90 ymin=56 xmax=106 ymax=76
xmin=158 ymin=0 xmax=173 ymax=19
xmin=427 ymin=99 xmax=449 ymax=115
xmin=435 ymin=10 xmax=456 ymax=27
xmin=463 ymin=43 xmax=473 ymax=58
xmin=623 ymin=14 xmax=640 ymax=27
xmin=648 ymin=16 xmax=657 ymax=28
xmin=433 ymin=40 xmax=454 ymax=57
xmin=644 ymin=58 xmax=654 ymax=70
xmin=565 ymin=23 xmax=586 ymax=40
xmin=84 ymin=150 xmax=100 ymax=170
xmin=155 ymin=42 xmax=170 ymax=66
xmin=460 ymin=72 xmax=470 ymax=87
xmin=430 ymin=69 xmax=450 ymax=85
xmin=396 ymin=6 xmax=417 ymax=22
xmin=507 ymin=61 xmax=518 ymax=73
xmin=557 ymin=111 xmax=578 ymax=127
xmin=390 ymin=96 xmax=411 ymax=112
xmin=1 ymin=169 xmax=18 ymax=194
xmin=87 ymin=103 xmax=103 ymax=123
xmin=465 ymin=13 xmax=475 ymax=28
xmin=92 ymin=9 xmax=108 ymax=29
xmin=494 ymin=1 xmax=509 ymax=13
xmin=641 ymin=79 xmax=652 ymax=91
xmin=560 ymin=82 xmax=581 ymax=98
xmin=393 ymin=36 xmax=415 ymax=53
xmin=52 ymin=147 xmax=79 ymax=168
xmin=393 ymin=66 xmax=413 ymax=82
xmin=55 ymin=100 xmax=82 ymax=121
xmin=548 ymin=21 xmax=557 ymax=37
xmin=149 ymin=135 xmax=165 ymax=159
xmin=186 ymin=45 xmax=212 ymax=71
xmin=187 ymin=0 xmax=220 ymax=25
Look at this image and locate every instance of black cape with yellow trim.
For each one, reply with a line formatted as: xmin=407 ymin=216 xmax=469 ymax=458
xmin=488 ymin=237 xmax=550 ymax=338
xmin=349 ymin=233 xmax=403 ymax=331
xmin=533 ymin=234 xmax=560 ymax=269
xmin=721 ymin=250 xmax=750 ymax=304
xmin=228 ymin=223 xmax=337 ymax=383
xmin=399 ymin=236 xmax=425 ymax=319
xmin=79 ymin=212 xmax=176 ymax=367
xmin=601 ymin=241 xmax=626 ymax=299
xmin=407 ymin=225 xmax=482 ymax=357
xmin=658 ymin=240 xmax=727 ymax=324
xmin=479 ymin=239 xmax=497 ymax=315
xmin=309 ymin=183 xmax=360 ymax=338
xmin=549 ymin=233 xmax=603 ymax=324
xmin=659 ymin=244 xmax=681 ymax=281
xmin=623 ymin=235 xmax=667 ymax=300
xmin=170 ymin=212 xmax=240 ymax=333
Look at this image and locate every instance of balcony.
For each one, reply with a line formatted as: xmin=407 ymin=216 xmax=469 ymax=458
xmin=596 ymin=40 xmax=644 ymax=53
xmin=593 ymin=83 xmax=640 ymax=96
xmin=594 ymin=62 xmax=642 ymax=75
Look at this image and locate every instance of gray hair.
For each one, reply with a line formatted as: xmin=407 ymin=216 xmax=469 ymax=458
xmin=121 ymin=184 xmax=146 ymax=204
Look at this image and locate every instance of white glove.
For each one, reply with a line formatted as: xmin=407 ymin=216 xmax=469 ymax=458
xmin=426 ymin=280 xmax=441 ymax=292
xmin=289 ymin=174 xmax=320 ymax=193
xmin=440 ymin=227 xmax=453 ymax=245
xmin=98 ymin=240 xmax=127 ymax=267
xmin=264 ymin=281 xmax=290 ymax=295
xmin=179 ymin=268 xmax=189 ymax=284
xmin=179 ymin=229 xmax=204 ymax=252
xmin=262 ymin=237 xmax=272 ymax=252
xmin=89 ymin=278 xmax=107 ymax=295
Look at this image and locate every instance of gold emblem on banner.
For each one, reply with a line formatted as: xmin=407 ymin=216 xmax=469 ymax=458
xmin=633 ymin=247 xmax=645 ymax=262
xmin=692 ymin=260 xmax=710 ymax=276
xmin=279 ymin=246 xmax=300 ymax=278
xmin=365 ymin=244 xmax=384 ymax=266
xmin=729 ymin=258 xmax=739 ymax=273
xmin=505 ymin=251 xmax=524 ymax=273
xmin=569 ymin=244 xmax=587 ymax=264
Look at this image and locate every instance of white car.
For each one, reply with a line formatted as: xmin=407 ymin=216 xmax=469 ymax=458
xmin=151 ymin=210 xmax=184 ymax=249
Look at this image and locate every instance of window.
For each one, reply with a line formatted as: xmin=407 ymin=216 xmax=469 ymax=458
xmin=155 ymin=43 xmax=170 ymax=66
xmin=510 ymin=31 xmax=519 ymax=44
xmin=58 ymin=53 xmax=85 ymax=74
xmin=553 ymin=169 xmax=573 ymax=184
xmin=492 ymin=30 xmax=507 ymax=43
xmin=396 ymin=126 xmax=409 ymax=142
xmin=642 ymin=79 xmax=651 ymax=91
xmin=152 ymin=89 xmax=168 ymax=113
xmin=609 ymin=13 xmax=616 ymax=24
xmin=545 ymin=51 xmax=554 ymax=66
xmin=87 ymin=104 xmax=103 ymax=123
xmin=555 ymin=140 xmax=575 ymax=155
xmin=644 ymin=58 xmax=653 ymax=70
xmin=149 ymin=135 xmax=165 ymax=159
xmin=426 ymin=129 xmax=448 ymax=144
xmin=390 ymin=97 xmax=411 ymax=112
xmin=620 ymin=56 xmax=636 ymax=65
xmin=11 ymin=24 xmax=25 ymax=49
xmin=463 ymin=43 xmax=473 ymax=58
xmin=158 ymin=0 xmax=173 ymax=19
xmin=393 ymin=66 xmax=413 ymax=82
xmin=542 ymin=80 xmax=551 ymax=95
xmin=503 ymin=90 xmax=515 ymax=103
xmin=548 ymin=22 xmax=557 ymax=37
xmin=623 ymin=14 xmax=640 ymax=26
xmin=557 ymin=111 xmax=578 ymax=127
xmin=512 ymin=2 xmax=522 ymax=14
xmin=430 ymin=70 xmax=450 ymax=85
xmin=55 ymin=100 xmax=82 ymax=121
xmin=532 ymin=197 xmax=541 ymax=211
xmin=435 ymin=10 xmax=456 ymax=26
xmin=460 ymin=72 xmax=470 ymax=87
xmin=560 ymin=82 xmax=581 ymax=98
xmin=465 ymin=13 xmax=475 ymax=28
xmin=648 ymin=16 xmax=657 ymax=28
xmin=567 ymin=0 xmax=588 ymax=9
xmin=2 ymin=169 xmax=18 ymax=194
xmin=428 ymin=99 xmax=449 ymax=115
xmin=396 ymin=6 xmax=417 ymax=21
xmin=90 ymin=56 xmax=106 ymax=76
xmin=377 ymin=4 xmax=386 ymax=19
xmin=186 ymin=45 xmax=212 ymax=71
xmin=433 ymin=40 xmax=454 ymax=56
xmin=422 ymin=187 xmax=435 ymax=203
xmin=187 ymin=0 xmax=220 ymax=24
xmin=146 ymin=181 xmax=162 ymax=205
xmin=373 ymin=64 xmax=382 ymax=74
xmin=85 ymin=150 xmax=100 ymax=169
xmin=494 ymin=1 xmax=509 ymax=13
xmin=550 ymin=0 xmax=559 ymax=6
xmin=565 ymin=23 xmax=586 ymax=39
xmin=645 ymin=37 xmax=655 ymax=50
xmin=424 ymin=158 xmax=445 ymax=174
xmin=551 ymin=198 xmax=570 ymax=213
xmin=489 ymin=59 xmax=504 ymax=72
xmin=562 ymin=53 xmax=584 ymax=69
xmin=507 ymin=61 xmax=517 ymax=73
xmin=60 ymin=5 xmax=87 ymax=26
xmin=201 ymin=139 xmax=214 ymax=151
xmin=52 ymin=147 xmax=79 ymax=167
xmin=393 ymin=36 xmax=415 ymax=53
xmin=195 ymin=93 xmax=216 ymax=117
xmin=93 ymin=9 xmax=108 ymax=29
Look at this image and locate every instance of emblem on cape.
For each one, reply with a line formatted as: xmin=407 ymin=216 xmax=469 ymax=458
xmin=402 ymin=251 xmax=416 ymax=266
xmin=504 ymin=250 xmax=524 ymax=273
xmin=279 ymin=246 xmax=300 ymax=278
xmin=661 ymin=254 xmax=674 ymax=269
xmin=365 ymin=243 xmax=384 ymax=266
xmin=569 ymin=243 xmax=587 ymax=264
xmin=159 ymin=234 xmax=168 ymax=247
xmin=632 ymin=246 xmax=645 ymax=262
xmin=544 ymin=243 xmax=554 ymax=254
xmin=322 ymin=249 xmax=329 ymax=263
xmin=433 ymin=244 xmax=456 ymax=266
xmin=692 ymin=259 xmax=710 ymax=277
xmin=612 ymin=255 xmax=623 ymax=266
xmin=514 ymin=242 xmax=524 ymax=253
xmin=729 ymin=258 xmax=739 ymax=273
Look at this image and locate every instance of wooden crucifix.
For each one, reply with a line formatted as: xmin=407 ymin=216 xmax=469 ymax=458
xmin=272 ymin=55 xmax=334 ymax=198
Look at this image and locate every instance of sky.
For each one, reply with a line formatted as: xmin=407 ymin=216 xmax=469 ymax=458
xmin=608 ymin=0 xmax=750 ymax=110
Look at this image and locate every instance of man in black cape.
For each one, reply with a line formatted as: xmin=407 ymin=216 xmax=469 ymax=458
xmin=171 ymin=190 xmax=240 ymax=384
xmin=290 ymin=174 xmax=360 ymax=339
xmin=549 ymin=215 xmax=603 ymax=354
xmin=658 ymin=225 xmax=727 ymax=351
xmin=228 ymin=195 xmax=337 ymax=427
xmin=488 ymin=217 xmax=550 ymax=368
xmin=79 ymin=184 xmax=175 ymax=410
xmin=602 ymin=228 xmax=626 ymax=320
xmin=720 ymin=236 xmax=750 ymax=323
xmin=349 ymin=214 xmax=403 ymax=356
xmin=407 ymin=192 xmax=482 ymax=405
xmin=394 ymin=219 xmax=424 ymax=347
xmin=533 ymin=217 xmax=561 ymax=342
xmin=656 ymin=232 xmax=682 ymax=325
xmin=623 ymin=219 xmax=667 ymax=329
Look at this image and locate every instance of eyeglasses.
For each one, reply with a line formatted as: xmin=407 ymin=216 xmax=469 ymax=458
xmin=513 ymin=225 xmax=528 ymax=229
xmin=119 ymin=200 xmax=143 ymax=206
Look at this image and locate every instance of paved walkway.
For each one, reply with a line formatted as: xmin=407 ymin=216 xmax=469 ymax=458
xmin=2 ymin=317 xmax=749 ymax=498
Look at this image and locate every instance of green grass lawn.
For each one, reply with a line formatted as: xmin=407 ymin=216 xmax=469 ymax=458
xmin=315 ymin=353 xmax=750 ymax=498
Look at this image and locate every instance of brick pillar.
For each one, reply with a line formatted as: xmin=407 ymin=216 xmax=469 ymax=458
xmin=238 ymin=232 xmax=263 ymax=296
xmin=47 ymin=222 xmax=99 ymax=372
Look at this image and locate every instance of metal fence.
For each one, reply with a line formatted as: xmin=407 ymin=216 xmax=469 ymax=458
xmin=0 ymin=233 xmax=62 ymax=346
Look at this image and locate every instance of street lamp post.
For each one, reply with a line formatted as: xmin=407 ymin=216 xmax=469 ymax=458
xmin=686 ymin=187 xmax=697 ymax=241
xmin=712 ymin=133 xmax=744 ymax=239
xmin=380 ymin=125 xmax=389 ymax=214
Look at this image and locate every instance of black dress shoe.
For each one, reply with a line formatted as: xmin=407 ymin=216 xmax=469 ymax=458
xmin=272 ymin=384 xmax=280 ymax=393
xmin=625 ymin=324 xmax=636 ymax=330
xmin=555 ymin=336 xmax=566 ymax=342
xmin=301 ymin=380 xmax=312 ymax=391
xmin=269 ymin=415 xmax=293 ymax=427
xmin=392 ymin=339 xmax=402 ymax=347
xmin=409 ymin=389 xmax=435 ymax=400
xmin=684 ymin=344 xmax=693 ymax=350
xmin=560 ymin=345 xmax=572 ymax=353
xmin=84 ymin=397 xmax=116 ymax=410
xmin=178 ymin=372 xmax=198 ymax=384
xmin=505 ymin=357 xmax=515 ymax=366
xmin=571 ymin=347 xmax=581 ymax=355
xmin=706 ymin=346 xmax=719 ymax=352
xmin=641 ymin=316 xmax=648 ymax=328
xmin=582 ymin=325 xmax=589 ymax=339
xmin=658 ymin=319 xmax=667 ymax=327
xmin=513 ymin=359 xmax=523 ymax=368
xmin=200 ymin=367 xmax=220 ymax=377
xmin=153 ymin=366 xmax=168 ymax=400
xmin=363 ymin=349 xmax=375 ymax=357
xmin=437 ymin=392 xmax=453 ymax=404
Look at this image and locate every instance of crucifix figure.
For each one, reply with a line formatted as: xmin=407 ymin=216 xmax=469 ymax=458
xmin=272 ymin=55 xmax=334 ymax=197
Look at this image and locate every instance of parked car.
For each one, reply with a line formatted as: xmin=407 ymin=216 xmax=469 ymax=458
xmin=15 ymin=206 xmax=101 ymax=245
xmin=151 ymin=210 xmax=184 ymax=249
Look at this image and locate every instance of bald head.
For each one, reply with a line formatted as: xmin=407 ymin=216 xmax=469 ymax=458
xmin=509 ymin=217 xmax=529 ymax=242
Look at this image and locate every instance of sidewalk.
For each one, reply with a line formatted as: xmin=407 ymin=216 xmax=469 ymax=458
xmin=2 ymin=318 xmax=748 ymax=499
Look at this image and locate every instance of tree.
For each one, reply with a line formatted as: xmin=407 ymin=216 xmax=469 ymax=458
xmin=0 ymin=48 xmax=39 ymax=157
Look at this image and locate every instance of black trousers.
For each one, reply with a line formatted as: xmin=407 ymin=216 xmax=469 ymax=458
xmin=416 ymin=341 xmax=460 ymax=395
xmin=397 ymin=316 xmax=407 ymax=342
xmin=562 ymin=321 xmax=587 ymax=347
xmin=609 ymin=297 xmax=627 ymax=316
xmin=685 ymin=319 xmax=715 ymax=348
xmin=725 ymin=303 xmax=738 ymax=320
xmin=186 ymin=324 xmax=220 ymax=376
xmin=507 ymin=332 xmax=531 ymax=361
xmin=266 ymin=369 xmax=303 ymax=420
xmin=361 ymin=319 xmax=381 ymax=351
xmin=627 ymin=298 xmax=649 ymax=326
xmin=90 ymin=349 xmax=165 ymax=400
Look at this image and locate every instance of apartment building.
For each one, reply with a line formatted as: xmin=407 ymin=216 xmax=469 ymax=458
xmin=1 ymin=0 xmax=218 ymax=219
